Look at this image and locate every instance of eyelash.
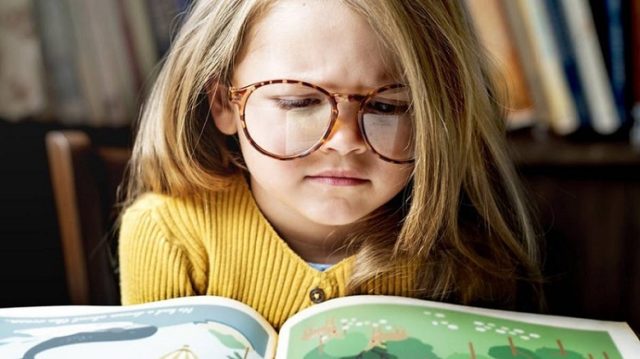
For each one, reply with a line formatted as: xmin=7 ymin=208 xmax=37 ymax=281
xmin=272 ymin=97 xmax=409 ymax=114
xmin=276 ymin=98 xmax=321 ymax=110
xmin=365 ymin=101 xmax=408 ymax=114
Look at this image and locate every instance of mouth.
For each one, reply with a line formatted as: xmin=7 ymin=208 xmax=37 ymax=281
xmin=305 ymin=170 xmax=369 ymax=186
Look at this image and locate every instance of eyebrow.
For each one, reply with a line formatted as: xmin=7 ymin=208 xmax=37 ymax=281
xmin=295 ymin=76 xmax=401 ymax=93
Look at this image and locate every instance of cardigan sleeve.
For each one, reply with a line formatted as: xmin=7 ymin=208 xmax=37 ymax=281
xmin=118 ymin=202 xmax=197 ymax=305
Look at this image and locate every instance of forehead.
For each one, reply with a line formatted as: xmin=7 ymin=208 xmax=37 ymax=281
xmin=233 ymin=0 xmax=397 ymax=91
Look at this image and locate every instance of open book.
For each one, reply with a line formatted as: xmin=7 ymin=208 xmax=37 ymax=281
xmin=0 ymin=295 xmax=637 ymax=358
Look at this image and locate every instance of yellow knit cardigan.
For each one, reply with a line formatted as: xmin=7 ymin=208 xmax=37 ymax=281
xmin=119 ymin=176 xmax=416 ymax=329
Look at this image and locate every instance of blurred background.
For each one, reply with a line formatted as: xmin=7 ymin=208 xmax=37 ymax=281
xmin=0 ymin=0 xmax=638 ymax=333
xmin=0 ymin=0 xmax=188 ymax=306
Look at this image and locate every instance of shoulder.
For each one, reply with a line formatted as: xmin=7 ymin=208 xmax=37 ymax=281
xmin=120 ymin=175 xmax=250 ymax=238
xmin=119 ymin=193 xmax=199 ymax=249
xmin=123 ymin=192 xmax=174 ymax=216
xmin=118 ymin=192 xmax=214 ymax=282
xmin=121 ymin=193 xmax=203 ymax=233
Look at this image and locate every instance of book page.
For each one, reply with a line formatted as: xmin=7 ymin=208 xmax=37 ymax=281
xmin=0 ymin=296 xmax=276 ymax=358
xmin=278 ymin=295 xmax=639 ymax=358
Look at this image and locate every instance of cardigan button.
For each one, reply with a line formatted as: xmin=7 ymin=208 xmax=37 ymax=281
xmin=309 ymin=287 xmax=326 ymax=304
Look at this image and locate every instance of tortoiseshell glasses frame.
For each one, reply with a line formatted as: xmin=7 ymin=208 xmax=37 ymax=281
xmin=228 ymin=79 xmax=415 ymax=164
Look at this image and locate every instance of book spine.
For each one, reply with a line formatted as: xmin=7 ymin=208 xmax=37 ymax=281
xmin=32 ymin=0 xmax=88 ymax=124
xmin=65 ymin=0 xmax=106 ymax=123
xmin=519 ymin=0 xmax=580 ymax=135
xmin=114 ymin=0 xmax=145 ymax=94
xmin=589 ymin=0 xmax=629 ymax=128
xmin=633 ymin=0 xmax=640 ymax=110
xmin=0 ymin=0 xmax=47 ymax=122
xmin=93 ymin=0 xmax=137 ymax=126
xmin=501 ymin=0 xmax=552 ymax=129
xmin=544 ymin=0 xmax=592 ymax=131
xmin=145 ymin=0 xmax=179 ymax=57
xmin=604 ymin=0 xmax=628 ymax=126
xmin=463 ymin=0 xmax=536 ymax=130
xmin=116 ymin=0 xmax=159 ymax=90
xmin=175 ymin=0 xmax=192 ymax=13
xmin=79 ymin=0 xmax=136 ymax=126
xmin=557 ymin=0 xmax=621 ymax=134
xmin=630 ymin=0 xmax=640 ymax=146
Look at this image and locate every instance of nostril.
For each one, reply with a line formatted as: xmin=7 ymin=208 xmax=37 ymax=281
xmin=321 ymin=116 xmax=367 ymax=156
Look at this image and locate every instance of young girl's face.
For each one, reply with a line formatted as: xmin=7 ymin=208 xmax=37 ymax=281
xmin=215 ymin=0 xmax=413 ymax=249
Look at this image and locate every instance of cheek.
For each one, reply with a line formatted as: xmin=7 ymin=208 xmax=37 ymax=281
xmin=377 ymin=162 xmax=413 ymax=191
xmin=238 ymin=132 xmax=301 ymax=183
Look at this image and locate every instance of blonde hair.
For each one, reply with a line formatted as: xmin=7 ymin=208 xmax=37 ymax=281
xmin=123 ymin=0 xmax=543 ymax=310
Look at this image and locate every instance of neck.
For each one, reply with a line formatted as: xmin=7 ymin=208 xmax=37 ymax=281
xmin=273 ymin=221 xmax=351 ymax=264
xmin=249 ymin=178 xmax=353 ymax=264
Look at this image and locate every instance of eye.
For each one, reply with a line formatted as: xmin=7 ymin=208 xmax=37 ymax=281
xmin=275 ymin=98 xmax=322 ymax=110
xmin=365 ymin=100 xmax=408 ymax=115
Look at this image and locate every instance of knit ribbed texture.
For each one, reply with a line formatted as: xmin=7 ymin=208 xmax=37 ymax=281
xmin=119 ymin=176 xmax=415 ymax=329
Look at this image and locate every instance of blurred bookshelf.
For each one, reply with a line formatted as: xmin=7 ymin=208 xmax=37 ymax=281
xmin=0 ymin=0 xmax=187 ymax=307
xmin=466 ymin=0 xmax=640 ymax=144
xmin=463 ymin=0 xmax=640 ymax=333
xmin=1 ymin=0 xmax=639 ymax=142
xmin=508 ymin=128 xmax=640 ymax=168
xmin=505 ymin=127 xmax=640 ymax=333
xmin=0 ymin=0 xmax=191 ymax=127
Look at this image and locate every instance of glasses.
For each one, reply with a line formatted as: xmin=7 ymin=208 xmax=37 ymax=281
xmin=229 ymin=79 xmax=414 ymax=163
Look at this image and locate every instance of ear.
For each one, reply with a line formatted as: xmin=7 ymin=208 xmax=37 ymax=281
xmin=207 ymin=82 xmax=238 ymax=135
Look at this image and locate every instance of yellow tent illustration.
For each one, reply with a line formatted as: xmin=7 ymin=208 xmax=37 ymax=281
xmin=159 ymin=344 xmax=198 ymax=359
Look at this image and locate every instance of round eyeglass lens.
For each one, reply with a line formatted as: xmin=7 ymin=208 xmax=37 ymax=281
xmin=361 ymin=86 xmax=414 ymax=162
xmin=243 ymin=83 xmax=333 ymax=158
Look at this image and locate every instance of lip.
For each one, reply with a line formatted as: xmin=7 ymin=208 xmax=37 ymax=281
xmin=306 ymin=170 xmax=368 ymax=186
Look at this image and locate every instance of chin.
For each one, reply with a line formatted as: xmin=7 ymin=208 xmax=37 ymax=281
xmin=304 ymin=206 xmax=369 ymax=227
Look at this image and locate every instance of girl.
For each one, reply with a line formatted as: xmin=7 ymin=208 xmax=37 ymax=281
xmin=119 ymin=0 xmax=544 ymax=329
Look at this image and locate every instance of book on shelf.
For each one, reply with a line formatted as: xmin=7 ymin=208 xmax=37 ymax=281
xmin=463 ymin=0 xmax=536 ymax=131
xmin=32 ymin=0 xmax=88 ymax=124
xmin=1 ymin=0 xmax=189 ymax=125
xmin=589 ymin=0 xmax=630 ymax=128
xmin=500 ymin=0 xmax=552 ymax=132
xmin=0 ymin=0 xmax=47 ymax=122
xmin=145 ymin=0 xmax=189 ymax=58
xmin=64 ymin=0 xmax=106 ymax=124
xmin=0 ymin=295 xmax=638 ymax=358
xmin=81 ymin=0 xmax=137 ymax=127
xmin=631 ymin=0 xmax=640 ymax=142
xmin=502 ymin=0 xmax=580 ymax=135
xmin=554 ymin=0 xmax=621 ymax=135
xmin=544 ymin=0 xmax=594 ymax=133
xmin=115 ymin=0 xmax=159 ymax=93
xmin=482 ymin=0 xmax=633 ymax=137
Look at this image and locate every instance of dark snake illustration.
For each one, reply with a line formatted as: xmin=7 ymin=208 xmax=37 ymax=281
xmin=22 ymin=325 xmax=157 ymax=359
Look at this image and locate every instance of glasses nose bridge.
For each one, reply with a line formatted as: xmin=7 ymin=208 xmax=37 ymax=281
xmin=330 ymin=93 xmax=367 ymax=119
xmin=331 ymin=92 xmax=366 ymax=104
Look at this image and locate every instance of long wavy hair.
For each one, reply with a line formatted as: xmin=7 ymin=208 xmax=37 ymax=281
xmin=122 ymin=0 xmax=544 ymax=310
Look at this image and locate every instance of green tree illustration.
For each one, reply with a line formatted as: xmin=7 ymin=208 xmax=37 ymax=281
xmin=488 ymin=346 xmax=540 ymax=359
xmin=303 ymin=345 xmax=392 ymax=359
xmin=385 ymin=338 xmax=441 ymax=358
xmin=447 ymin=353 xmax=491 ymax=359
xmin=535 ymin=348 xmax=585 ymax=359
xmin=304 ymin=333 xmax=442 ymax=359
xmin=303 ymin=347 xmax=339 ymax=359
xmin=227 ymin=352 xmax=243 ymax=359
xmin=324 ymin=331 xmax=370 ymax=357
xmin=304 ymin=331 xmax=369 ymax=359
xmin=208 ymin=329 xmax=247 ymax=350
xmin=342 ymin=348 xmax=398 ymax=359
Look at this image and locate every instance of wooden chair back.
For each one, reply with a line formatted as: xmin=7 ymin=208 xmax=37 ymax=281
xmin=46 ymin=130 xmax=130 ymax=305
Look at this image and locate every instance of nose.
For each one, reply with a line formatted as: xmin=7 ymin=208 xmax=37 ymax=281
xmin=320 ymin=101 xmax=368 ymax=156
